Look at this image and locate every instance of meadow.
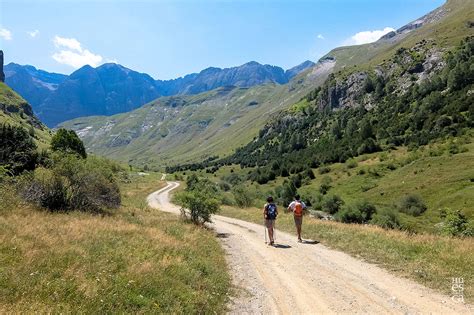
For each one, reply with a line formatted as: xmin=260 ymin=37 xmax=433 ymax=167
xmin=0 ymin=172 xmax=230 ymax=313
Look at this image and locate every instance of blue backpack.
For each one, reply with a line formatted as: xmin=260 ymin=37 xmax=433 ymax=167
xmin=266 ymin=203 xmax=277 ymax=220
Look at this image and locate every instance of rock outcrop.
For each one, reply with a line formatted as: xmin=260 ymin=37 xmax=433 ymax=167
xmin=0 ymin=50 xmax=4 ymax=83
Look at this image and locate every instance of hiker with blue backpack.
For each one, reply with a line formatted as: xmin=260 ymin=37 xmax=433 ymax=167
xmin=263 ymin=196 xmax=278 ymax=245
xmin=288 ymin=195 xmax=306 ymax=242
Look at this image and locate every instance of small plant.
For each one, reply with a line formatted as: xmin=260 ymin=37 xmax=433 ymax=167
xmin=397 ymin=194 xmax=427 ymax=216
xmin=370 ymin=208 xmax=401 ymax=229
xmin=335 ymin=205 xmax=364 ymax=223
xmin=318 ymin=165 xmax=331 ymax=174
xmin=439 ymin=208 xmax=474 ymax=237
xmin=231 ymin=185 xmax=254 ymax=208
xmin=346 ymin=159 xmax=358 ymax=169
xmin=319 ymin=176 xmax=332 ymax=194
xmin=321 ymin=194 xmax=344 ymax=214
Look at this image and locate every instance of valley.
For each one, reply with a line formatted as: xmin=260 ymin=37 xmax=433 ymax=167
xmin=1 ymin=0 xmax=473 ymax=313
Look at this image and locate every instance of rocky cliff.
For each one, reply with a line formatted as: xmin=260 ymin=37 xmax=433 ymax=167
xmin=0 ymin=51 xmax=4 ymax=83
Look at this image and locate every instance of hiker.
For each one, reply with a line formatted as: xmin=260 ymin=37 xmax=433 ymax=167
xmin=263 ymin=196 xmax=278 ymax=245
xmin=288 ymin=195 xmax=306 ymax=242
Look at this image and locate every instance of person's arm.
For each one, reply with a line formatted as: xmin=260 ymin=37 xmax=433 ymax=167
xmin=287 ymin=201 xmax=294 ymax=212
xmin=302 ymin=202 xmax=307 ymax=209
xmin=263 ymin=204 xmax=267 ymax=219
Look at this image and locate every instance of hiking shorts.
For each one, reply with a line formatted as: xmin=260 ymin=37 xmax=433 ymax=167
xmin=294 ymin=215 xmax=303 ymax=227
xmin=265 ymin=219 xmax=275 ymax=228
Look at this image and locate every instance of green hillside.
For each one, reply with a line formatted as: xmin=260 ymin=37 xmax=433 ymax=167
xmin=60 ymin=66 xmax=332 ymax=168
xmin=0 ymin=82 xmax=51 ymax=147
xmin=324 ymin=0 xmax=474 ymax=71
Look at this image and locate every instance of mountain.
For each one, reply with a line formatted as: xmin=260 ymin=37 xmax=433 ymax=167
xmin=5 ymin=60 xmax=314 ymax=127
xmin=157 ymin=60 xmax=315 ymax=95
xmin=35 ymin=63 xmax=163 ymax=127
xmin=4 ymin=63 xmax=66 ymax=111
xmin=59 ymin=60 xmax=331 ymax=167
xmin=321 ymin=0 xmax=473 ymax=71
xmin=285 ymin=60 xmax=316 ymax=79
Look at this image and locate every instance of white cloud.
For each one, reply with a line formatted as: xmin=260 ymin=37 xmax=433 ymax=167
xmin=27 ymin=30 xmax=40 ymax=38
xmin=52 ymin=35 xmax=103 ymax=68
xmin=53 ymin=35 xmax=83 ymax=52
xmin=0 ymin=28 xmax=12 ymax=40
xmin=344 ymin=27 xmax=395 ymax=45
xmin=317 ymin=34 xmax=325 ymax=40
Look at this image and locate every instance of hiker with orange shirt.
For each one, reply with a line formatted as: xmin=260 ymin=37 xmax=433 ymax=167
xmin=287 ymin=195 xmax=306 ymax=242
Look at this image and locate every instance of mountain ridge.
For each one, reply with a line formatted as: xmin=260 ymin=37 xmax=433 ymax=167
xmin=5 ymin=60 xmax=315 ymax=126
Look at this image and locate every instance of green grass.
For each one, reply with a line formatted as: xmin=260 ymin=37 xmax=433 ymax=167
xmin=0 ymin=82 xmax=51 ymax=148
xmin=218 ymin=205 xmax=474 ymax=303
xmin=0 ymin=173 xmax=231 ymax=313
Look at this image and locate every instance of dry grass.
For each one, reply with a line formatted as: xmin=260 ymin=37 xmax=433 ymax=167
xmin=220 ymin=206 xmax=474 ymax=303
xmin=0 ymin=173 xmax=230 ymax=313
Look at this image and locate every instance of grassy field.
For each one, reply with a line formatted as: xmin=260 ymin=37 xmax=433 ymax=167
xmin=219 ymin=205 xmax=473 ymax=303
xmin=0 ymin=172 xmax=230 ymax=313
xmin=199 ymin=135 xmax=474 ymax=234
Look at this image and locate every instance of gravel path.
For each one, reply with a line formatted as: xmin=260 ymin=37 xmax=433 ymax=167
xmin=147 ymin=182 xmax=472 ymax=314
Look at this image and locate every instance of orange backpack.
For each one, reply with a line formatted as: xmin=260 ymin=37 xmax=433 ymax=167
xmin=294 ymin=201 xmax=303 ymax=217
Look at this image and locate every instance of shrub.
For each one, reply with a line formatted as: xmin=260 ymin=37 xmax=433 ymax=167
xmin=321 ymin=194 xmax=344 ymax=214
xmin=439 ymin=208 xmax=474 ymax=237
xmin=336 ymin=201 xmax=377 ymax=224
xmin=175 ymin=189 xmax=220 ymax=224
xmin=319 ymin=176 xmax=332 ymax=195
xmin=21 ymin=154 xmax=121 ymax=212
xmin=397 ymin=194 xmax=427 ymax=216
xmin=231 ymin=185 xmax=254 ymax=208
xmin=0 ymin=124 xmax=37 ymax=175
xmin=318 ymin=165 xmax=331 ymax=174
xmin=51 ymin=129 xmax=87 ymax=158
xmin=370 ymin=208 xmax=401 ymax=229
xmin=218 ymin=181 xmax=231 ymax=192
xmin=356 ymin=201 xmax=377 ymax=221
xmin=336 ymin=206 xmax=364 ymax=223
xmin=346 ymin=159 xmax=358 ymax=169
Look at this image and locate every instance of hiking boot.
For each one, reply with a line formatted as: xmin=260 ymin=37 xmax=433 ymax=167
xmin=298 ymin=238 xmax=303 ymax=243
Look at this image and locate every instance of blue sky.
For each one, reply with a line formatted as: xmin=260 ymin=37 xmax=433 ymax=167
xmin=0 ymin=0 xmax=444 ymax=80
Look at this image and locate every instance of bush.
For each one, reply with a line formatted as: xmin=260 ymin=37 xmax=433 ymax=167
xmin=370 ymin=208 xmax=401 ymax=229
xmin=175 ymin=189 xmax=220 ymax=224
xmin=356 ymin=201 xmax=377 ymax=221
xmin=0 ymin=124 xmax=37 ymax=175
xmin=231 ymin=185 xmax=254 ymax=208
xmin=321 ymin=194 xmax=344 ymax=214
xmin=397 ymin=194 xmax=427 ymax=216
xmin=20 ymin=154 xmax=121 ymax=212
xmin=318 ymin=165 xmax=331 ymax=174
xmin=51 ymin=129 xmax=87 ymax=158
xmin=336 ymin=205 xmax=364 ymax=223
xmin=319 ymin=176 xmax=332 ymax=195
xmin=336 ymin=201 xmax=377 ymax=224
xmin=346 ymin=159 xmax=358 ymax=169
xmin=218 ymin=181 xmax=231 ymax=192
xmin=440 ymin=208 xmax=474 ymax=237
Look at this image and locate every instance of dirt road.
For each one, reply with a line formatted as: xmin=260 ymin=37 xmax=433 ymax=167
xmin=147 ymin=182 xmax=472 ymax=314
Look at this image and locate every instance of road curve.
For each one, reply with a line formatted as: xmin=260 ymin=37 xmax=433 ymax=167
xmin=147 ymin=182 xmax=472 ymax=314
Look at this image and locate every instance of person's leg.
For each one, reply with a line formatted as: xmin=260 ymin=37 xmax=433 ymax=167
xmin=268 ymin=227 xmax=274 ymax=243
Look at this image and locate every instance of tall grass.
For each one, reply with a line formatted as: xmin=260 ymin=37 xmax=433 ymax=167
xmin=0 ymin=173 xmax=230 ymax=313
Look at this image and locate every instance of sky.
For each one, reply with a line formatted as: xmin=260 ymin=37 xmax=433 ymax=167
xmin=0 ymin=0 xmax=444 ymax=80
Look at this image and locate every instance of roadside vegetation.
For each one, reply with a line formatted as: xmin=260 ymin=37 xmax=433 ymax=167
xmin=0 ymin=127 xmax=231 ymax=313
